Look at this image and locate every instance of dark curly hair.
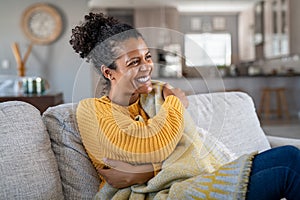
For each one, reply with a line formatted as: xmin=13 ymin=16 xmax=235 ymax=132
xmin=70 ymin=12 xmax=143 ymax=95
xmin=70 ymin=12 xmax=142 ymax=68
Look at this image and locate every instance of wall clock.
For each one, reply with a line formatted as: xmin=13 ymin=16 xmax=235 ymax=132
xmin=21 ymin=3 xmax=63 ymax=45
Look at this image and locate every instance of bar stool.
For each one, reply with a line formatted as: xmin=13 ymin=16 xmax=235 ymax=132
xmin=258 ymin=87 xmax=290 ymax=120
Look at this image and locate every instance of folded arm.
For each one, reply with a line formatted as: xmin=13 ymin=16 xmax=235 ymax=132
xmin=97 ymin=159 xmax=160 ymax=189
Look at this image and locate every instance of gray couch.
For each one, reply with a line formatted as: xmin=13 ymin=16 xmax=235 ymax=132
xmin=1 ymin=92 xmax=299 ymax=199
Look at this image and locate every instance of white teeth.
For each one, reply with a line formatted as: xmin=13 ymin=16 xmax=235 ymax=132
xmin=137 ymin=76 xmax=149 ymax=83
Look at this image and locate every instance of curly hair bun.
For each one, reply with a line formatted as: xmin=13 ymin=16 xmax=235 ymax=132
xmin=70 ymin=12 xmax=120 ymax=58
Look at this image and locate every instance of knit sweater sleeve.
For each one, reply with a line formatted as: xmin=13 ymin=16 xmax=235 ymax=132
xmin=76 ymin=95 xmax=184 ymax=169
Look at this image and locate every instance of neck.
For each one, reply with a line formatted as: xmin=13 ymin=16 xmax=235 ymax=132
xmin=108 ymin=90 xmax=139 ymax=106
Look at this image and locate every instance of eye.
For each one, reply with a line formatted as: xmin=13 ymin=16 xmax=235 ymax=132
xmin=128 ymin=59 xmax=139 ymax=66
xmin=145 ymin=53 xmax=152 ymax=61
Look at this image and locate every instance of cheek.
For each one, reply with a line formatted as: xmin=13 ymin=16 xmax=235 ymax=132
xmin=150 ymin=64 xmax=154 ymax=72
xmin=117 ymin=68 xmax=138 ymax=84
xmin=125 ymin=68 xmax=138 ymax=77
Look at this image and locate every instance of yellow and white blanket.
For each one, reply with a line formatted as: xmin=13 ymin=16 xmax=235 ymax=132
xmin=94 ymin=80 xmax=256 ymax=200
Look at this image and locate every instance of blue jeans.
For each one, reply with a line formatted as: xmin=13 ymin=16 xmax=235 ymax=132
xmin=246 ymin=145 xmax=300 ymax=200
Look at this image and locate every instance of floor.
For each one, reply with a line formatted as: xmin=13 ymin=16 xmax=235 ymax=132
xmin=261 ymin=118 xmax=300 ymax=139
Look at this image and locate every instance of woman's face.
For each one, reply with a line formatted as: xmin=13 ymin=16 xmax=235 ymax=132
xmin=109 ymin=37 xmax=154 ymax=95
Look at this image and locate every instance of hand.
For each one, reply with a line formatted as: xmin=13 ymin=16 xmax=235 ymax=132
xmin=97 ymin=159 xmax=154 ymax=189
xmin=163 ymin=83 xmax=189 ymax=108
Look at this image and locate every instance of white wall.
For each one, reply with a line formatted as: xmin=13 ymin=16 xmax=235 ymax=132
xmin=0 ymin=0 xmax=92 ymax=103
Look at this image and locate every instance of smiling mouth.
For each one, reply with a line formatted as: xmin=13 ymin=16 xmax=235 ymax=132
xmin=136 ymin=76 xmax=150 ymax=83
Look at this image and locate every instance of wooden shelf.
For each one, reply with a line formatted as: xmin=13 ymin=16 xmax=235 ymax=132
xmin=0 ymin=92 xmax=64 ymax=113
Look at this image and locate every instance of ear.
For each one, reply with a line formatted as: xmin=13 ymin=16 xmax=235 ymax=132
xmin=101 ymin=65 xmax=112 ymax=80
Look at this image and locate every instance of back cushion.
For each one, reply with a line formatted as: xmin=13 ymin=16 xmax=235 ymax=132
xmin=187 ymin=92 xmax=271 ymax=157
xmin=42 ymin=103 xmax=100 ymax=200
xmin=0 ymin=101 xmax=64 ymax=200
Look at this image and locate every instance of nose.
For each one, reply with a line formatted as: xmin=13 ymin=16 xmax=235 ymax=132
xmin=139 ymin=63 xmax=152 ymax=72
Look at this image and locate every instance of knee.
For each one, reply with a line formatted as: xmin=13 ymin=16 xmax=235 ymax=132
xmin=277 ymin=145 xmax=299 ymax=159
xmin=279 ymin=145 xmax=299 ymax=152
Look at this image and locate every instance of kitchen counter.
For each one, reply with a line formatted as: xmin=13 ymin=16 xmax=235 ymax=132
xmin=223 ymin=73 xmax=300 ymax=78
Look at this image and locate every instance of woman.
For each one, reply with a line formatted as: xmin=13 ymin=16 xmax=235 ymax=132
xmin=70 ymin=12 xmax=300 ymax=199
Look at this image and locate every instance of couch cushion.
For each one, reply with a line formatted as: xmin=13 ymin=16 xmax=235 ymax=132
xmin=42 ymin=103 xmax=100 ymax=200
xmin=0 ymin=101 xmax=64 ymax=200
xmin=187 ymin=92 xmax=271 ymax=157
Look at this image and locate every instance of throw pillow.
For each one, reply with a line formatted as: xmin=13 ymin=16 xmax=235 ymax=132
xmin=186 ymin=92 xmax=271 ymax=156
xmin=42 ymin=103 xmax=100 ymax=200
xmin=0 ymin=101 xmax=64 ymax=199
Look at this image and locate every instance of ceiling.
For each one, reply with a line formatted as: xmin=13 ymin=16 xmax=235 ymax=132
xmin=87 ymin=0 xmax=259 ymax=13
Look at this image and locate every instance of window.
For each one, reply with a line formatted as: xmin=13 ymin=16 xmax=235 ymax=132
xmin=184 ymin=33 xmax=232 ymax=67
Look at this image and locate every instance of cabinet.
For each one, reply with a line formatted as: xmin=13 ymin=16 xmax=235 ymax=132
xmin=0 ymin=92 xmax=64 ymax=113
xmin=238 ymin=0 xmax=290 ymax=60
xmin=286 ymin=0 xmax=300 ymax=55
xmin=264 ymin=0 xmax=289 ymax=58
xmin=134 ymin=7 xmax=180 ymax=77
xmin=238 ymin=6 xmax=255 ymax=61
xmin=134 ymin=6 xmax=179 ymax=41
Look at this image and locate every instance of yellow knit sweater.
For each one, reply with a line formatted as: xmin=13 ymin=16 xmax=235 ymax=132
xmin=76 ymin=91 xmax=184 ymax=173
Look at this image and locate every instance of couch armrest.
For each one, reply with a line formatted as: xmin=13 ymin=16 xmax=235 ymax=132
xmin=267 ymin=135 xmax=300 ymax=149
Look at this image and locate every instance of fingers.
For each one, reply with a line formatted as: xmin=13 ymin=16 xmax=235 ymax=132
xmin=102 ymin=158 xmax=116 ymax=168
xmin=162 ymin=84 xmax=174 ymax=99
xmin=103 ymin=158 xmax=131 ymax=172
xmin=162 ymin=85 xmax=189 ymax=108
xmin=164 ymin=83 xmax=172 ymax=89
xmin=102 ymin=158 xmax=154 ymax=173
